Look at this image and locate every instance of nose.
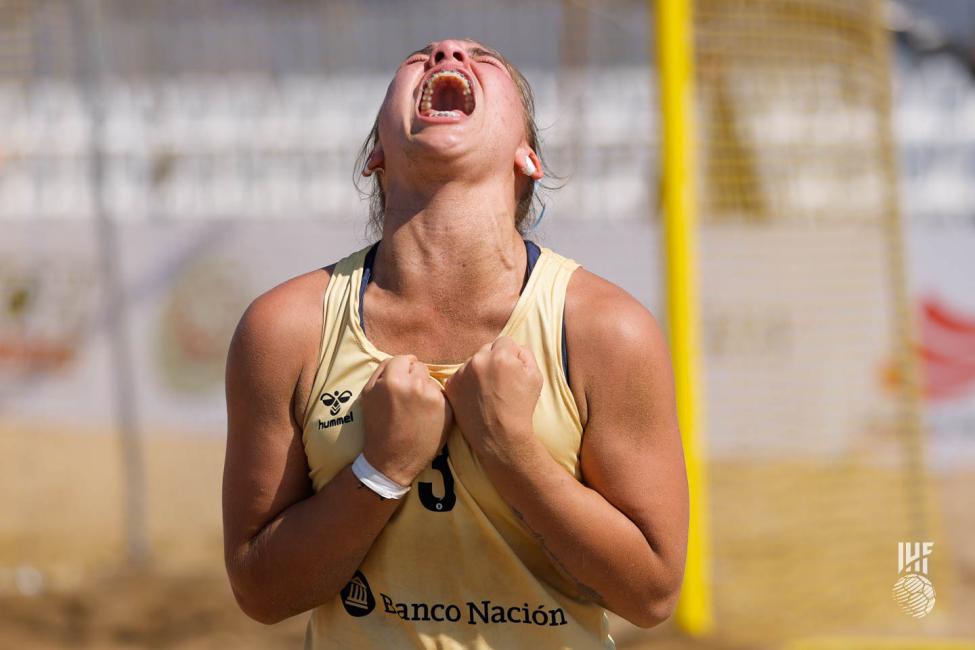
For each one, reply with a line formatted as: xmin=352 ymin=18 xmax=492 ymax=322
xmin=429 ymin=40 xmax=469 ymax=67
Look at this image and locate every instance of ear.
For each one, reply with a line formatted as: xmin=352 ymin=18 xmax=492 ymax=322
xmin=362 ymin=145 xmax=385 ymax=177
xmin=514 ymin=148 xmax=543 ymax=181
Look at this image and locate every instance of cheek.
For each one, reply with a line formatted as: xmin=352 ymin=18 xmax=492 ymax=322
xmin=376 ymin=79 xmax=413 ymax=140
xmin=496 ymin=98 xmax=527 ymax=146
xmin=490 ymin=85 xmax=527 ymax=135
xmin=381 ymin=76 xmax=417 ymax=118
xmin=392 ymin=75 xmax=418 ymax=106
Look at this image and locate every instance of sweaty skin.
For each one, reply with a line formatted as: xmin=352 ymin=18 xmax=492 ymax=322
xmin=222 ymin=39 xmax=688 ymax=628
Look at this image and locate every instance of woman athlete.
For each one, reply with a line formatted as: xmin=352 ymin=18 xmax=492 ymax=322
xmin=223 ymin=39 xmax=688 ymax=649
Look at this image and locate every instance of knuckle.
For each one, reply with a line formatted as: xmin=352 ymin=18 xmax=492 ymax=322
xmin=410 ymin=376 xmax=429 ymax=394
xmin=385 ymin=373 xmax=408 ymax=391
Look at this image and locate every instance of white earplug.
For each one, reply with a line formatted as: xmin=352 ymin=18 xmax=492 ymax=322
xmin=522 ymin=156 xmax=537 ymax=176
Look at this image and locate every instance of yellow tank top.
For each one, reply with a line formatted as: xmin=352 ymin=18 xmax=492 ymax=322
xmin=301 ymin=243 xmax=614 ymax=649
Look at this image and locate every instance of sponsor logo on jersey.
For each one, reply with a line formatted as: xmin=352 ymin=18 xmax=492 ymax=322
xmin=321 ymin=389 xmax=353 ymax=415
xmin=341 ymin=571 xmax=375 ymax=617
xmin=378 ymin=594 xmax=567 ymax=627
xmin=339 ymin=576 xmax=569 ymax=627
xmin=319 ymin=412 xmax=354 ymax=430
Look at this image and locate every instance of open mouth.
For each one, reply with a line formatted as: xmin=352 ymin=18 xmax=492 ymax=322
xmin=419 ymin=69 xmax=475 ymax=118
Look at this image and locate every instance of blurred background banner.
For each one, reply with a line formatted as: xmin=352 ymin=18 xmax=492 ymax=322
xmin=0 ymin=1 xmax=972 ymax=648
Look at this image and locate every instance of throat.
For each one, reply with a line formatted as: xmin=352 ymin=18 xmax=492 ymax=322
xmin=357 ymin=239 xmax=541 ymax=361
xmin=362 ymin=293 xmax=517 ymax=364
xmin=360 ymin=239 xmax=537 ymax=326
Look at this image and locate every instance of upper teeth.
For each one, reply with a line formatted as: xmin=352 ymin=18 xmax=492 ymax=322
xmin=420 ymin=69 xmax=474 ymax=114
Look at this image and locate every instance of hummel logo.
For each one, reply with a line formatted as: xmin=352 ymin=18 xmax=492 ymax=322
xmin=321 ymin=389 xmax=353 ymax=416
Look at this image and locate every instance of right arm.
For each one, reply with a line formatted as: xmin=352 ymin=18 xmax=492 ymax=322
xmin=222 ymin=273 xmax=449 ymax=624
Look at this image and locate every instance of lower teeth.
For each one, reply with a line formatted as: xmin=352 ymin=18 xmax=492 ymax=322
xmin=430 ymin=110 xmax=460 ymax=117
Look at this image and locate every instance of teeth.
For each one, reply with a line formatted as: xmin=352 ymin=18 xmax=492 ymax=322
xmin=421 ymin=70 xmax=473 ymax=101
xmin=423 ymin=69 xmax=472 ymax=94
xmin=418 ymin=69 xmax=477 ymax=117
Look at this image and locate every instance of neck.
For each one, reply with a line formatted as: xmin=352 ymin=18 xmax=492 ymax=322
xmin=373 ymin=177 xmax=526 ymax=305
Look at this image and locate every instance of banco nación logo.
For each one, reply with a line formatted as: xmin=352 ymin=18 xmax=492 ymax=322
xmin=341 ymin=570 xmax=375 ymax=617
xmin=892 ymin=541 xmax=936 ymax=618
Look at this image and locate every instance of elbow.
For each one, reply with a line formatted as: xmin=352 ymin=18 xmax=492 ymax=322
xmin=628 ymin=588 xmax=680 ymax=629
xmin=230 ymin=578 xmax=289 ymax=625
xmin=626 ymin=551 xmax=686 ymax=628
xmin=226 ymin=558 xmax=294 ymax=626
xmin=243 ymin=602 xmax=287 ymax=627
xmin=619 ymin=571 xmax=682 ymax=629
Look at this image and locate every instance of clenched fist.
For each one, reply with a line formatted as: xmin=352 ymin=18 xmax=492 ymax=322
xmin=444 ymin=337 xmax=543 ymax=466
xmin=360 ymin=355 xmax=453 ymax=486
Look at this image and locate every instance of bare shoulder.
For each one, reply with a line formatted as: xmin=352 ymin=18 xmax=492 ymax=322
xmin=565 ymin=267 xmax=662 ymax=348
xmin=230 ymin=265 xmax=334 ymax=365
xmin=227 ymin=264 xmax=335 ymax=422
xmin=563 ymin=267 xmax=671 ymax=426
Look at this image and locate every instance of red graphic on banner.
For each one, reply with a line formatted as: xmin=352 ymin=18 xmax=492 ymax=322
xmin=886 ymin=296 xmax=975 ymax=402
xmin=919 ymin=297 xmax=975 ymax=400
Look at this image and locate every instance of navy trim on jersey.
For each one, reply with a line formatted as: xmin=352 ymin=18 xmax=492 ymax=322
xmin=358 ymin=240 xmax=570 ymax=388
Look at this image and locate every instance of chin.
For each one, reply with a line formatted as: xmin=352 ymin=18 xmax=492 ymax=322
xmin=408 ymin=131 xmax=474 ymax=163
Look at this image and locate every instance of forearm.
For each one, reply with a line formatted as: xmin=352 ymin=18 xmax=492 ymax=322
xmin=229 ymin=465 xmax=400 ymax=624
xmin=482 ymin=441 xmax=681 ymax=627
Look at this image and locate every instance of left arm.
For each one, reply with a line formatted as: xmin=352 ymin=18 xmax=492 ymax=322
xmin=444 ymin=270 xmax=689 ymax=628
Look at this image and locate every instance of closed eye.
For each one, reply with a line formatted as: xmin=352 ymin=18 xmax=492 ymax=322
xmin=476 ymin=56 xmax=502 ymax=67
xmin=468 ymin=47 xmax=496 ymax=58
xmin=403 ymin=46 xmax=434 ymax=66
xmin=469 ymin=48 xmax=508 ymax=74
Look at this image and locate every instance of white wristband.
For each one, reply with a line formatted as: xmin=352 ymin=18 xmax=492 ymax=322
xmin=351 ymin=453 xmax=411 ymax=500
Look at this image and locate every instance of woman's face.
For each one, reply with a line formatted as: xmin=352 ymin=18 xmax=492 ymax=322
xmin=374 ymin=39 xmax=530 ymax=178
